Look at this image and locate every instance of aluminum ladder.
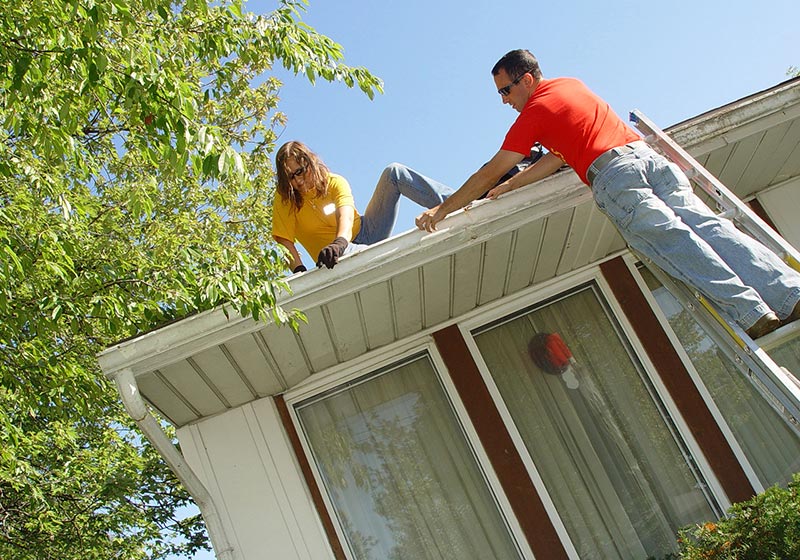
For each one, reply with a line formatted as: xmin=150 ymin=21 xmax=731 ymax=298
xmin=629 ymin=109 xmax=800 ymax=433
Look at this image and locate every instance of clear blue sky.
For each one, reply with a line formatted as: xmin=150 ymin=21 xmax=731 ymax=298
xmin=179 ymin=0 xmax=799 ymax=557
xmin=252 ymin=0 xmax=799 ymax=265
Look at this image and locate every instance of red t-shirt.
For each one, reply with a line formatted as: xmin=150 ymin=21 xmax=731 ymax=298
xmin=501 ymin=77 xmax=641 ymax=184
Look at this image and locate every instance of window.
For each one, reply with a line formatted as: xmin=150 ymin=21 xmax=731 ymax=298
xmin=642 ymin=268 xmax=800 ymax=488
xmin=295 ymin=353 xmax=524 ymax=560
xmin=472 ymin=283 xmax=718 ymax=559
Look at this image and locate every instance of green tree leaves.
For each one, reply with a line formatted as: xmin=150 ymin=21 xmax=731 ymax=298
xmin=678 ymin=473 xmax=800 ymax=559
xmin=0 ymin=0 xmax=381 ymax=557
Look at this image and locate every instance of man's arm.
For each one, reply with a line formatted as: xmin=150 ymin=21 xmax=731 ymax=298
xmin=415 ymin=150 xmax=523 ymax=232
xmin=486 ymin=151 xmax=565 ymax=199
xmin=274 ymin=236 xmax=305 ymax=272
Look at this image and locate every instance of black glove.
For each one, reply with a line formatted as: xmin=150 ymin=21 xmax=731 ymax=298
xmin=316 ymin=237 xmax=348 ymax=269
xmin=292 ymin=264 xmax=307 ymax=274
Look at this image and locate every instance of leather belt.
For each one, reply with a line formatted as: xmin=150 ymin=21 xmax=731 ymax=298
xmin=586 ymin=141 xmax=647 ymax=185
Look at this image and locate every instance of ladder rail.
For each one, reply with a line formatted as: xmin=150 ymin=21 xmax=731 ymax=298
xmin=627 ymin=110 xmax=800 ymax=438
xmin=641 ymin=255 xmax=800 ymax=436
xmin=630 ymin=109 xmax=800 ymax=272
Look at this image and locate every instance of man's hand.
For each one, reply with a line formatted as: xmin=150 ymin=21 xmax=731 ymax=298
xmin=316 ymin=237 xmax=348 ymax=269
xmin=415 ymin=206 xmax=445 ymax=232
xmin=487 ymin=182 xmax=512 ymax=200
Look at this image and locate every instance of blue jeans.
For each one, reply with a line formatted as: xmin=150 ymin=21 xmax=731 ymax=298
xmin=591 ymin=144 xmax=800 ymax=330
xmin=349 ymin=163 xmax=453 ymax=250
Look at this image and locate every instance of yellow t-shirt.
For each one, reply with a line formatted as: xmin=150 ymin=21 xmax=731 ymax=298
xmin=271 ymin=173 xmax=362 ymax=258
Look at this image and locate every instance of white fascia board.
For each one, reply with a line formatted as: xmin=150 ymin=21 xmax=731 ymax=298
xmin=98 ymin=169 xmax=590 ymax=380
xmin=99 ymin=78 xmax=800 ymax=382
xmin=665 ymin=78 xmax=800 ymax=154
xmin=97 ymin=308 xmax=262 ymax=380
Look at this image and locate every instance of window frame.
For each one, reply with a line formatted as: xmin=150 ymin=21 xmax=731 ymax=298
xmin=624 ymin=252 xmax=783 ymax=493
xmin=282 ymin=258 xmax=736 ymax=559
xmin=456 ymin=262 xmax=731 ymax=548
xmin=283 ymin=336 xmax=536 ymax=560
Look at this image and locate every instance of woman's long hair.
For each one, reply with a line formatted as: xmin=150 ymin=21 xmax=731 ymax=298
xmin=275 ymin=141 xmax=330 ymax=211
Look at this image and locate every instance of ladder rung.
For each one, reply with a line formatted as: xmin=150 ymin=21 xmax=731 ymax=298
xmin=716 ymin=208 xmax=739 ymax=221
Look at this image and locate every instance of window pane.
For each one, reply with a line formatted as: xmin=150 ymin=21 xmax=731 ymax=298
xmin=296 ymin=355 xmax=523 ymax=560
xmin=642 ymin=268 xmax=800 ymax=487
xmin=473 ymin=284 xmax=716 ymax=559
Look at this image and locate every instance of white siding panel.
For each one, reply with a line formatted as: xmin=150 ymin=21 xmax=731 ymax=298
xmin=137 ymin=371 xmax=198 ymax=426
xmin=737 ymin=122 xmax=793 ymax=191
xmin=268 ymin=319 xmax=312 ymax=387
xmin=177 ymin=400 xmax=334 ymax=560
xmin=296 ymin=307 xmax=338 ymax=372
xmin=422 ymin=256 xmax=453 ymax=327
xmin=592 ymin=212 xmax=627 ymax=262
xmin=774 ymin=136 xmax=800 ymax=185
xmin=702 ymin=142 xmax=734 ymax=179
xmin=189 ymin=346 xmax=257 ymax=409
xmin=451 ymin=243 xmax=482 ymax=316
xmin=324 ymin=294 xmax=369 ymax=362
xmin=506 ymin=220 xmax=545 ymax=293
xmin=478 ymin=232 xmax=513 ymax=306
xmin=532 ymin=211 xmax=570 ymax=284
xmin=157 ymin=360 xmax=225 ymax=417
xmin=556 ymin=205 xmax=588 ymax=275
xmin=358 ymin=282 xmax=397 ymax=350
xmin=756 ymin=177 xmax=800 ymax=250
xmin=717 ymin=133 xmax=760 ymax=192
xmin=224 ymin=333 xmax=286 ymax=397
xmin=573 ymin=204 xmax=620 ymax=266
xmin=391 ymin=268 xmax=424 ymax=338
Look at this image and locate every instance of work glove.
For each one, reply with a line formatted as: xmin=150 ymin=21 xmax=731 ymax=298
xmin=316 ymin=237 xmax=348 ymax=269
xmin=292 ymin=264 xmax=307 ymax=274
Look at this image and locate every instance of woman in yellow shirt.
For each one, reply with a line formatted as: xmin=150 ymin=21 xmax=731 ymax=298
xmin=272 ymin=141 xmax=454 ymax=271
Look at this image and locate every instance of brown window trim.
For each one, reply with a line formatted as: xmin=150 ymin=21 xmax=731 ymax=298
xmin=274 ymin=394 xmax=347 ymax=560
xmin=433 ymin=325 xmax=569 ymax=560
xmin=600 ymin=256 xmax=755 ymax=503
xmin=748 ymin=198 xmax=779 ymax=232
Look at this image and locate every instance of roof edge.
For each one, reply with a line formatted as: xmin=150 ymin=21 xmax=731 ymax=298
xmin=98 ymin=169 xmax=590 ymax=379
xmin=665 ymin=77 xmax=800 ymax=152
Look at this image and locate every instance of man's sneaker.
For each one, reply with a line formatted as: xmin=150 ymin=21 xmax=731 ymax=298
xmin=746 ymin=312 xmax=781 ymax=339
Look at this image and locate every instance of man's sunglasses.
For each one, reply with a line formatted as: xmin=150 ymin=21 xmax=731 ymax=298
xmin=497 ymin=70 xmax=532 ymax=96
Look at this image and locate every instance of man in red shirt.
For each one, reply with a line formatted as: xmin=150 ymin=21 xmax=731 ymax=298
xmin=415 ymin=49 xmax=800 ymax=338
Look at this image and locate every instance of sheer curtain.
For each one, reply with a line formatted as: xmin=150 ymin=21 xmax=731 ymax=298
xmin=296 ymin=354 xmax=523 ymax=560
xmin=473 ymin=284 xmax=717 ymax=560
xmin=642 ymin=269 xmax=800 ymax=487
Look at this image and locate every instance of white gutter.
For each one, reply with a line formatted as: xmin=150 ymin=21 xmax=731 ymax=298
xmin=667 ymin=77 xmax=800 ymax=153
xmin=97 ymin=168 xmax=593 ymax=381
xmin=114 ymin=368 xmax=239 ymax=560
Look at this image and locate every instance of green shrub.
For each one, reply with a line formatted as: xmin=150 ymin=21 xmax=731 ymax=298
xmin=677 ymin=473 xmax=800 ymax=559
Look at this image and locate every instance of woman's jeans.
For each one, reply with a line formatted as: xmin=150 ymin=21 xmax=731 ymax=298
xmin=348 ymin=163 xmax=453 ymax=248
xmin=591 ymin=144 xmax=800 ymax=330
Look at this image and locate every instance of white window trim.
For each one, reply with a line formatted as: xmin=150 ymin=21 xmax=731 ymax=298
xmin=283 ymin=340 xmax=536 ymax=560
xmin=281 ymin=251 xmax=738 ymax=560
xmin=621 ymin=253 xmax=763 ymax=495
xmin=456 ymin=259 xmax=731 ymax=556
xmin=598 ymin=260 xmax=731 ymax=511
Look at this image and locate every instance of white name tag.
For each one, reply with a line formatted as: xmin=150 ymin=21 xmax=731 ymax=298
xmin=323 ymin=203 xmax=336 ymax=215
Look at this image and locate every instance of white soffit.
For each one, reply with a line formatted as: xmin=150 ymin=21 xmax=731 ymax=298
xmin=98 ymin=78 xmax=800 ymax=427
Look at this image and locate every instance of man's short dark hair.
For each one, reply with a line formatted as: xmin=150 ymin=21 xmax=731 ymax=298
xmin=492 ymin=49 xmax=542 ymax=80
